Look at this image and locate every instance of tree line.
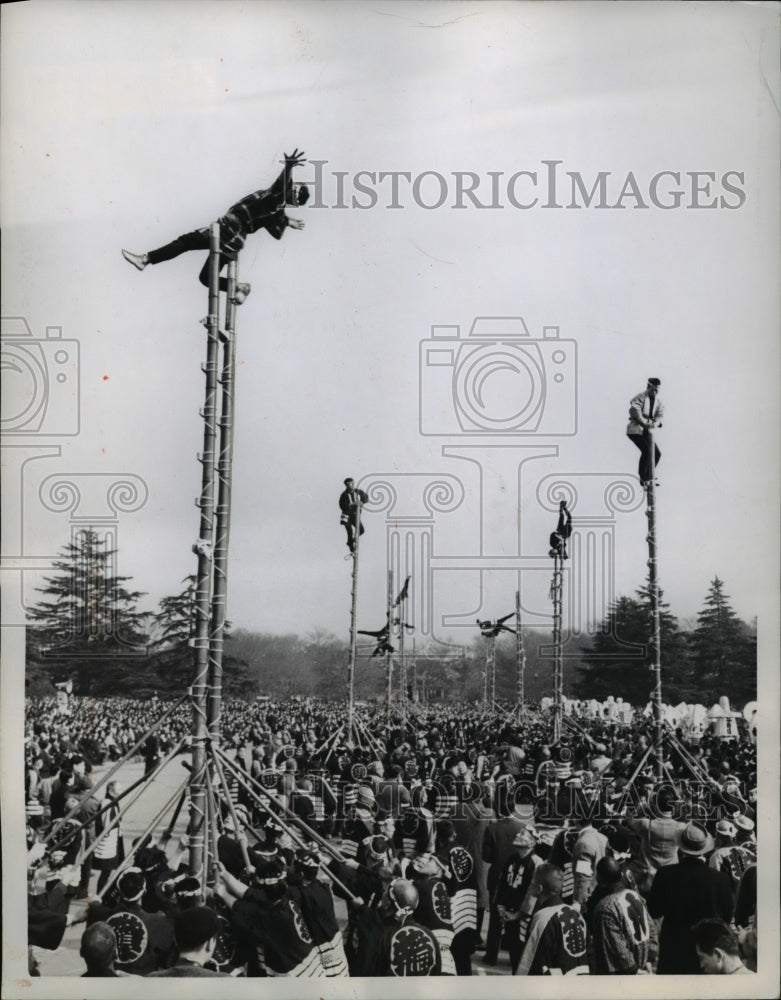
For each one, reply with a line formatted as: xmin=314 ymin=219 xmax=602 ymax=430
xmin=25 ymin=529 xmax=756 ymax=707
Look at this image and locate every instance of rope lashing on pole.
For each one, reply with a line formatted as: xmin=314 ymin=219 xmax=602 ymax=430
xmin=551 ymin=552 xmax=564 ymax=744
xmin=516 ymin=588 xmax=525 ymax=717
xmin=207 ymin=257 xmax=239 ymax=740
xmin=189 ymin=222 xmax=222 ymax=877
xmin=346 ymin=493 xmax=362 ymax=746
xmin=645 ymin=427 xmax=664 ymax=781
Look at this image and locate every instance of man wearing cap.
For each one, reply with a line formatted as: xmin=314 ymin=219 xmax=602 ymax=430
xmin=589 ymin=857 xmax=652 ymax=975
xmin=408 ymin=853 xmax=457 ymax=975
xmin=626 ymin=378 xmax=663 ymax=485
xmin=147 ymin=905 xmax=230 ymax=977
xmin=339 ymin=478 xmax=369 ymax=554
xmin=647 ymin=822 xmax=734 ymax=974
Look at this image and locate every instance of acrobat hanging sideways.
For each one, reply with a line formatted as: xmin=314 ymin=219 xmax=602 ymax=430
xmin=357 ymin=618 xmax=395 ymax=658
xmin=548 ymin=500 xmax=572 ymax=559
xmin=121 ymin=149 xmax=309 ymax=304
xmin=476 ymin=613 xmax=516 ymax=638
xmin=626 ymin=377 xmax=663 ymax=486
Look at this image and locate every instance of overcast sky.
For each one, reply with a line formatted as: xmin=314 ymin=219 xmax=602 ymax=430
xmin=2 ymin=1 xmax=779 ymax=651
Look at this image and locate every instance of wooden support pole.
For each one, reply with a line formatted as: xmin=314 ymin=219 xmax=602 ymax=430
xmin=552 ymin=552 xmax=563 ymax=744
xmin=207 ymin=257 xmax=239 ymax=739
xmin=516 ymin=588 xmax=525 ymax=717
xmin=190 ymin=222 xmax=221 ymax=877
xmin=346 ymin=495 xmax=362 ymax=746
xmin=645 ymin=428 xmax=664 ymax=780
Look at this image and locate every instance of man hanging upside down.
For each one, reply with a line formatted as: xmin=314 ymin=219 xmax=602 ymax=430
xmin=121 ymin=149 xmax=309 ymax=304
xmin=548 ymin=500 xmax=572 ymax=559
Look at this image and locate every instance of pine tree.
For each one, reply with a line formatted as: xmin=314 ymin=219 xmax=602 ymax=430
xmin=690 ymin=577 xmax=756 ymax=705
xmin=26 ymin=528 xmax=150 ymax=694
xmin=150 ymin=575 xmax=251 ymax=697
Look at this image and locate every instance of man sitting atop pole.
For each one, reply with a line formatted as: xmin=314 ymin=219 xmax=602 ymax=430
xmin=121 ymin=149 xmax=309 ymax=303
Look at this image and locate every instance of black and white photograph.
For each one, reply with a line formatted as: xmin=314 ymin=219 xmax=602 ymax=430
xmin=1 ymin=2 xmax=778 ymax=998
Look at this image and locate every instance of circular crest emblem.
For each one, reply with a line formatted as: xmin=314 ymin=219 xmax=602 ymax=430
xmin=107 ymin=910 xmax=148 ymax=964
xmin=405 ymin=760 xmax=418 ymax=777
xmin=449 ymin=845 xmax=473 ymax=883
xmin=389 ymin=925 xmax=437 ymax=976
xmin=260 ymin=768 xmax=278 ymax=789
xmin=351 ymin=763 xmax=368 ymax=781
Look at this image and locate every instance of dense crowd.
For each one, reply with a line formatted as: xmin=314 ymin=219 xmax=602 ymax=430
xmin=25 ymin=694 xmax=758 ymax=978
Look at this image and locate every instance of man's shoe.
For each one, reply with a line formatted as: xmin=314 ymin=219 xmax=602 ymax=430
xmin=122 ymin=249 xmax=148 ymax=271
xmin=232 ymin=282 xmax=252 ymax=305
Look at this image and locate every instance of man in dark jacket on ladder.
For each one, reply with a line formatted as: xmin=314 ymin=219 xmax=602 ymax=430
xmin=339 ymin=478 xmax=368 ymax=554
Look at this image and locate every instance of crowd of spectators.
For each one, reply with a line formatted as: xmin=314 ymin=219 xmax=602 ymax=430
xmin=24 ymin=694 xmax=758 ymax=978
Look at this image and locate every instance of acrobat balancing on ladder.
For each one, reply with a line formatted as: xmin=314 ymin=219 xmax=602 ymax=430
xmin=121 ymin=149 xmax=309 ymax=303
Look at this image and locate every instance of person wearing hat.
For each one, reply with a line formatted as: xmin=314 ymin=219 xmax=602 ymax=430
xmin=708 ymin=818 xmax=755 ymax=895
xmin=147 ymin=905 xmax=229 ymax=977
xmin=339 ymin=478 xmax=369 ymax=554
xmin=589 ymin=857 xmax=652 ymax=974
xmin=647 ymin=822 xmax=734 ymax=974
xmin=626 ymin=377 xmax=663 ymax=485
xmin=692 ymin=918 xmax=752 ymax=975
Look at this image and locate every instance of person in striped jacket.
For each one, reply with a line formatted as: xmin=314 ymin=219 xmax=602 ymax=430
xmin=121 ymin=150 xmax=309 ymax=302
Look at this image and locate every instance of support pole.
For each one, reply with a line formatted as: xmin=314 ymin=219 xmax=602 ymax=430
xmin=645 ymin=431 xmax=664 ymax=780
xmin=346 ymin=495 xmax=362 ymax=746
xmin=207 ymin=257 xmax=239 ymax=739
xmin=489 ymin=635 xmax=496 ymax=707
xmin=551 ymin=552 xmax=563 ymax=743
xmin=386 ymin=571 xmax=393 ymax=728
xmin=190 ymin=222 xmax=221 ymax=876
xmin=516 ymin=588 xmax=525 ymax=718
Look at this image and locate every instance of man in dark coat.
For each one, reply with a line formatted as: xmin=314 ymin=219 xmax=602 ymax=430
xmin=339 ymin=478 xmax=369 ymax=554
xmin=122 ymin=150 xmax=308 ymax=300
xmin=647 ymin=822 xmax=733 ymax=974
